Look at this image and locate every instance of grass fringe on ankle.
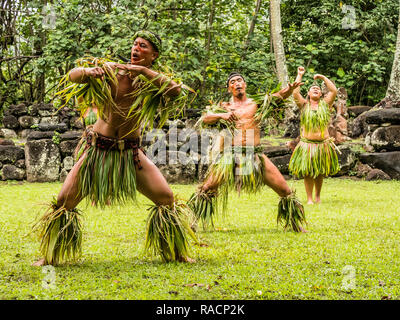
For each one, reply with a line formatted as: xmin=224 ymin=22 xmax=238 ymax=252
xmin=188 ymin=189 xmax=221 ymax=230
xmin=277 ymin=192 xmax=307 ymax=232
xmin=145 ymin=200 xmax=199 ymax=262
xmin=31 ymin=198 xmax=83 ymax=265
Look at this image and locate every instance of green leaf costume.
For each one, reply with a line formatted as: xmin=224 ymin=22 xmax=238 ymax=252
xmin=33 ymin=31 xmax=197 ymax=265
xmin=188 ymin=89 xmax=306 ymax=233
xmin=289 ymin=100 xmax=340 ymax=178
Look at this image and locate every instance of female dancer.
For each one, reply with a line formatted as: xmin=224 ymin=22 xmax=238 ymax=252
xmin=289 ymin=67 xmax=339 ymax=204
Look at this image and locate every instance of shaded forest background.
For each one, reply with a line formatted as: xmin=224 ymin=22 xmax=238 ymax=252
xmin=0 ymin=0 xmax=399 ymax=115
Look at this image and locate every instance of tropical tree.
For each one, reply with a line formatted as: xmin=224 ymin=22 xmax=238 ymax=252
xmin=386 ymin=0 xmax=400 ymax=104
xmin=270 ymin=0 xmax=288 ymax=87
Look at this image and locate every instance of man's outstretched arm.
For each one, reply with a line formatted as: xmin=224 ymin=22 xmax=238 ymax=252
xmin=272 ymin=81 xmax=304 ymax=101
xmin=68 ymin=67 xmax=105 ymax=84
xmin=115 ymin=64 xmax=182 ymax=97
xmin=202 ymin=111 xmax=237 ymax=125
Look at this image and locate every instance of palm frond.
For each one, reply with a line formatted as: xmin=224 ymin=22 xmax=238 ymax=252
xmin=251 ymin=82 xmax=287 ymax=122
xmin=124 ymin=67 xmax=197 ymax=135
xmin=55 ymin=56 xmax=122 ymax=121
xmin=187 ymin=189 xmax=221 ymax=230
xmin=78 ymin=146 xmax=138 ymax=208
xmin=300 ymin=100 xmax=331 ymax=137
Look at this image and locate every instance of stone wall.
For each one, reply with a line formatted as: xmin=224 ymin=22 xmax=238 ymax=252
xmin=0 ymin=102 xmax=81 ymax=182
xmin=359 ymin=108 xmax=400 ymax=179
xmin=1 ymin=103 xmax=399 ymax=183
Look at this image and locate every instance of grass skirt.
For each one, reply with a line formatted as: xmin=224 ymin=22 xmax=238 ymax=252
xmin=188 ymin=146 xmax=265 ymax=228
xmin=206 ymin=146 xmax=266 ymax=194
xmin=189 ymin=146 xmax=307 ymax=232
xmin=76 ymin=136 xmax=140 ymax=208
xmin=288 ymin=137 xmax=340 ymax=179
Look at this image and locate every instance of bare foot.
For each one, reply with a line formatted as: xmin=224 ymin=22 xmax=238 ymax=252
xmin=307 ymin=200 xmax=314 ymax=205
xmin=31 ymin=258 xmax=46 ymax=267
xmin=315 ymin=198 xmax=321 ymax=204
xmin=178 ymin=256 xmax=196 ymax=263
xmin=299 ymin=226 xmax=309 ymax=233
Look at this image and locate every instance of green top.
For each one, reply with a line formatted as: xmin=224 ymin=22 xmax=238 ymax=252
xmin=300 ymin=100 xmax=331 ymax=136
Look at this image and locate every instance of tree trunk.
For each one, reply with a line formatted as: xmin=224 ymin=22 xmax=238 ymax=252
xmin=33 ymin=0 xmax=48 ymax=103
xmin=270 ymin=0 xmax=288 ymax=87
xmin=199 ymin=0 xmax=216 ymax=96
xmin=386 ymin=0 xmax=400 ymax=103
xmin=242 ymin=0 xmax=262 ymax=55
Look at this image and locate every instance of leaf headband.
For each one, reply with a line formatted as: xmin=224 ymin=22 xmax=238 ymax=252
xmin=133 ymin=30 xmax=162 ymax=54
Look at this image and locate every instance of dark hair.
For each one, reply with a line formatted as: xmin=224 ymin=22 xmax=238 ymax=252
xmin=226 ymin=72 xmax=245 ymax=87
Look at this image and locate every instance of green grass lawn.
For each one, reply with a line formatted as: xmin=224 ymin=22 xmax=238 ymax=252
xmin=1 ymin=179 xmax=400 ymax=300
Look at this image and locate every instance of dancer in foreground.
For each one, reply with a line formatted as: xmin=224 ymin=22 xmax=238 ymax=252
xmin=289 ymin=66 xmax=339 ymax=204
xmin=32 ymin=30 xmax=197 ymax=266
xmin=188 ymin=72 xmax=307 ymax=232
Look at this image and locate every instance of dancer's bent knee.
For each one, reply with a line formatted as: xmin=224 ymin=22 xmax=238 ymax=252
xmin=154 ymin=190 xmax=174 ymax=206
xmin=57 ymin=192 xmax=80 ymax=210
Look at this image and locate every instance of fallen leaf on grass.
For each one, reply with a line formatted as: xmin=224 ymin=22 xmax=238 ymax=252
xmin=379 ymin=280 xmax=385 ymax=287
xmin=184 ymin=283 xmax=205 ymax=288
xmin=168 ymin=291 xmax=179 ymax=295
xmin=312 ymin=285 xmax=324 ymax=291
xmin=381 ymin=295 xmax=392 ymax=300
xmin=194 ymin=242 xmax=209 ymax=247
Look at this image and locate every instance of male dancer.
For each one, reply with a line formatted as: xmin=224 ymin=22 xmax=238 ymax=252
xmin=32 ymin=31 xmax=196 ymax=266
xmin=189 ymin=72 xmax=307 ymax=232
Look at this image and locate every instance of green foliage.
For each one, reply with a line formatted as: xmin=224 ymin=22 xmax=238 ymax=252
xmin=282 ymin=0 xmax=399 ymax=105
xmin=300 ymin=100 xmax=331 ymax=135
xmin=277 ymin=191 xmax=307 ymax=232
xmin=52 ymin=131 xmax=61 ymax=145
xmin=84 ymin=108 xmax=97 ymax=126
xmin=0 ymin=0 xmax=398 ymax=120
xmin=55 ymin=56 xmax=119 ymax=119
xmin=78 ymin=145 xmax=138 ymax=208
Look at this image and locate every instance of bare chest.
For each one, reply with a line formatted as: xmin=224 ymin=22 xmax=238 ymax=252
xmin=110 ymin=73 xmax=137 ymax=104
xmin=226 ymin=102 xmax=258 ymax=121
